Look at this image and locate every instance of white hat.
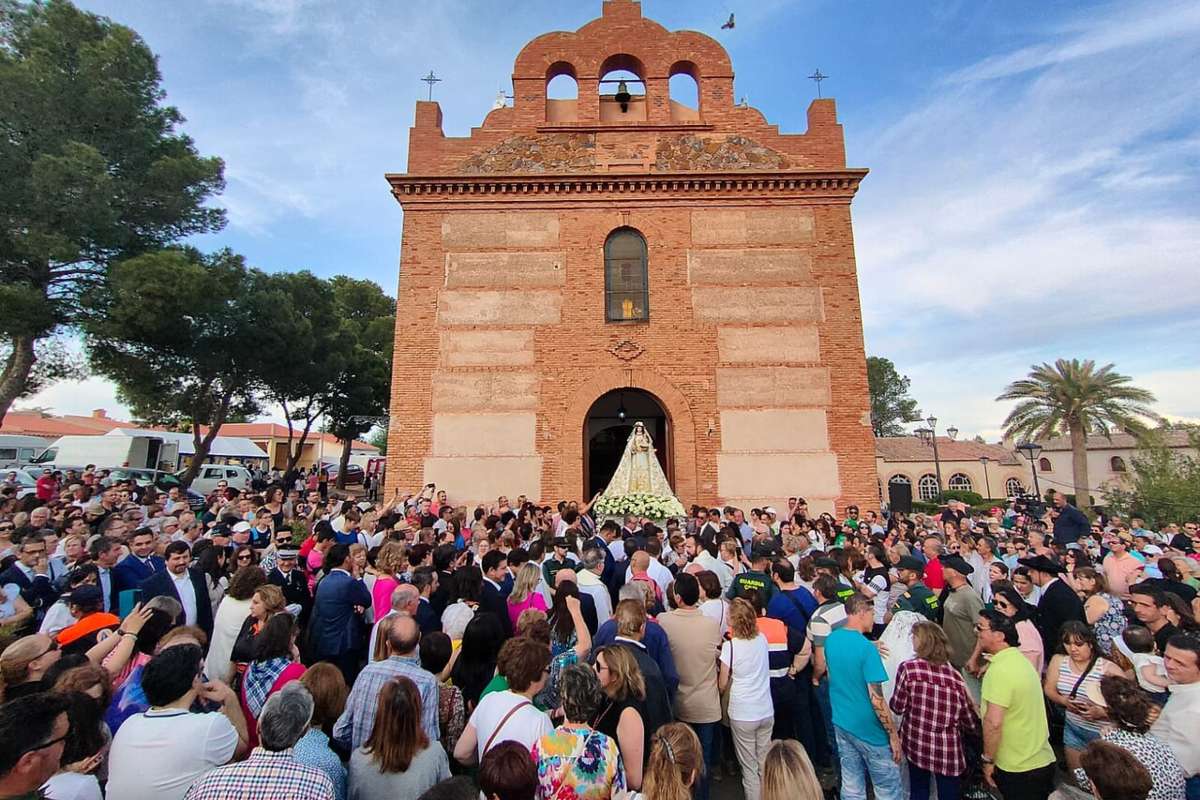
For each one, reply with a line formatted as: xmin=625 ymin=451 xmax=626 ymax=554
xmin=763 ymin=506 xmax=778 ymax=516
xmin=232 ymin=521 xmax=252 ymax=533
xmin=356 ymin=501 xmax=373 ymax=512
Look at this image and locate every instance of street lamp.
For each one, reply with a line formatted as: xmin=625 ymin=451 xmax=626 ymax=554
xmin=946 ymin=426 xmax=959 ymax=441
xmin=917 ymin=418 xmax=945 ymax=494
xmin=978 ymin=455 xmax=992 ymax=499
xmin=1016 ymin=441 xmax=1044 ymax=498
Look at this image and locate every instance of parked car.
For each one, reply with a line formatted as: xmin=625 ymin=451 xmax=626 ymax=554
xmin=100 ymin=468 xmax=206 ymax=511
xmin=183 ymin=464 xmax=253 ymax=495
xmin=321 ymin=462 xmax=364 ymax=486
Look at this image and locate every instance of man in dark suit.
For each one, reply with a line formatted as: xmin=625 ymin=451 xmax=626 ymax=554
xmin=0 ymin=534 xmax=59 ymax=631
xmin=479 ymin=549 xmax=513 ymax=637
xmin=112 ymin=529 xmax=165 ymax=595
xmin=308 ymin=544 xmax=372 ymax=684
xmin=267 ymin=548 xmax=313 ymax=625
xmin=138 ymin=540 xmax=214 ymax=640
xmin=1019 ymin=554 xmax=1084 ymax=653
xmin=410 ymin=566 xmax=442 ymax=634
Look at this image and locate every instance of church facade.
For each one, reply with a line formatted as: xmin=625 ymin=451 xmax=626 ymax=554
xmin=386 ymin=0 xmax=875 ymax=515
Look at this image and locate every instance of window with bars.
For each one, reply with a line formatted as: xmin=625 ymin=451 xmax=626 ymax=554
xmin=918 ymin=474 xmax=939 ymax=501
xmin=604 ymin=228 xmax=649 ymax=322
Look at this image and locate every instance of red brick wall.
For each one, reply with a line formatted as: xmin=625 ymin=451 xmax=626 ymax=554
xmin=385 ymin=0 xmax=875 ymax=514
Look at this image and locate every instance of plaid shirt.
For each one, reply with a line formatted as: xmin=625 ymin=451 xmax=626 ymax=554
xmin=183 ymin=747 xmax=334 ymax=800
xmin=333 ymin=655 xmax=440 ymax=749
xmin=889 ymin=657 xmax=979 ymax=775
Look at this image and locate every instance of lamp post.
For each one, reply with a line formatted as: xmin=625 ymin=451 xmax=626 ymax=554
xmin=917 ymin=415 xmax=946 ymax=494
xmin=979 ymin=456 xmax=992 ymax=499
xmin=1016 ymin=442 xmax=1044 ymax=498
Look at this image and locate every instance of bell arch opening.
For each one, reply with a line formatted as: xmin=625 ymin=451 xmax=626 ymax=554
xmin=584 ymin=388 xmax=671 ymax=500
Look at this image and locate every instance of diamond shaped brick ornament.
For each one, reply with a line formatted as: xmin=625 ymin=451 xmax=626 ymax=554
xmin=608 ymin=339 xmax=644 ymax=361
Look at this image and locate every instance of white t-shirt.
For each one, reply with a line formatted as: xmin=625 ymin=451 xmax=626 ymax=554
xmin=106 ymin=709 xmax=238 ymax=800
xmin=699 ymin=598 xmax=728 ymax=631
xmin=467 ymin=690 xmax=553 ymax=760
xmin=171 ymin=571 xmax=198 ymax=626
xmin=43 ymin=771 xmax=101 ymax=800
xmin=719 ymin=634 xmax=774 ymax=723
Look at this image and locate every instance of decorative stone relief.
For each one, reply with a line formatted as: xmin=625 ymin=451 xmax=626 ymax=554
xmin=654 ymin=134 xmax=790 ymax=172
xmin=607 ymin=339 xmax=645 ymax=362
xmin=459 ymin=133 xmax=596 ymax=174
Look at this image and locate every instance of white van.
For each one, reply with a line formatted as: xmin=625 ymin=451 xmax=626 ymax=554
xmin=186 ymin=464 xmax=253 ymax=494
xmin=27 ymin=435 xmax=179 ymax=472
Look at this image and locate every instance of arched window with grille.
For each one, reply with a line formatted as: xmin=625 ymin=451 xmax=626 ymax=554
xmin=948 ymin=473 xmax=973 ymax=493
xmin=1039 ymin=457 xmax=1052 ymax=472
xmin=918 ymin=474 xmax=939 ymax=501
xmin=1110 ymin=456 xmax=1127 ymax=473
xmin=888 ymin=474 xmax=911 ymax=486
xmin=1005 ymin=477 xmax=1024 ymax=497
xmin=604 ymin=228 xmax=649 ymax=321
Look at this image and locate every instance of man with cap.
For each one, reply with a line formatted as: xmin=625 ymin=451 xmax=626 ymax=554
xmin=1018 ymin=553 xmax=1084 ymax=654
xmin=888 ymin=555 xmax=940 ymax=623
xmin=54 ymin=584 xmax=120 ymax=655
xmin=541 ymin=536 xmax=577 ymax=590
xmin=726 ymin=542 xmax=777 ymax=605
xmin=940 ymin=554 xmax=983 ymax=683
xmin=267 ymin=544 xmax=312 ymax=626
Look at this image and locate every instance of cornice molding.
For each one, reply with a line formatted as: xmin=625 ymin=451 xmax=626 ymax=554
xmin=387 ymin=168 xmax=868 ymax=207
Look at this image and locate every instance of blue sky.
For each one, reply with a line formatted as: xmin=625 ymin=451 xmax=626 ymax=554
xmin=29 ymin=0 xmax=1200 ymax=439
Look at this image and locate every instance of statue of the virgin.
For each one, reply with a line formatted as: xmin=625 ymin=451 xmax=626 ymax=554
xmin=601 ymin=421 xmax=675 ymax=497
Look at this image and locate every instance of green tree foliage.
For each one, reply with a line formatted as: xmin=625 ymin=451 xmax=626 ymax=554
xmin=997 ymin=359 xmax=1160 ymax=511
xmin=367 ymin=426 xmax=388 ymax=456
xmin=0 ymin=0 xmax=225 ymax=424
xmin=83 ymin=248 xmax=262 ymax=487
xmin=866 ymin=356 xmax=921 ymax=437
xmin=1104 ymin=428 xmax=1200 ymax=527
xmin=324 ymin=278 xmax=395 ymax=488
xmin=253 ymin=272 xmax=353 ymax=475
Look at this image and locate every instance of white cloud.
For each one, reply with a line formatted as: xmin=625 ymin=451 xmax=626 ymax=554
xmin=945 ymin=0 xmax=1200 ymax=84
xmin=855 ymin=0 xmax=1200 ymax=439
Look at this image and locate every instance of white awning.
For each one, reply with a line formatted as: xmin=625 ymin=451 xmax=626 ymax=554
xmin=104 ymin=428 xmax=268 ymax=459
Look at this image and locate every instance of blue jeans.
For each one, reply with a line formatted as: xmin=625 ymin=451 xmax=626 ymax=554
xmin=909 ymin=763 xmax=960 ymax=800
xmin=816 ymin=676 xmax=838 ymax=761
xmin=1186 ymin=775 xmax=1200 ymax=800
xmin=834 ymin=727 xmax=903 ymax=800
xmin=688 ymin=721 xmax=719 ymax=800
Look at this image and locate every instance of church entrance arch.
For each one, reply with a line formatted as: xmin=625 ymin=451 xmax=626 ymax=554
xmin=584 ymin=389 xmax=671 ymax=500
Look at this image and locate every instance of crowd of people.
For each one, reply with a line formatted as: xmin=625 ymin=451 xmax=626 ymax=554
xmin=1 ymin=467 xmax=1199 ymax=800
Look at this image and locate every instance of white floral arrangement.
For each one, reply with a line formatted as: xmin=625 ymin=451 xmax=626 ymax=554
xmin=594 ymin=492 xmax=686 ymax=519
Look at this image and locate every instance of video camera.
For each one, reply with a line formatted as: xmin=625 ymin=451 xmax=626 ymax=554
xmin=1012 ymin=492 xmax=1045 ymax=519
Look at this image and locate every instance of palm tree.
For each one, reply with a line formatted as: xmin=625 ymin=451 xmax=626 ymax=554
xmin=997 ymin=359 xmax=1160 ymax=511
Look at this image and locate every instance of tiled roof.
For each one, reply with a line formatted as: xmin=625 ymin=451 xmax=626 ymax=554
xmin=213 ymin=423 xmax=379 ymax=453
xmin=874 ymin=436 xmax=1021 ymax=465
xmin=1034 ymin=429 xmax=1195 ymax=451
xmin=0 ymin=411 xmax=134 ymax=438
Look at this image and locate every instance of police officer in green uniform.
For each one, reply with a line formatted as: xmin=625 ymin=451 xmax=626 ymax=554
xmin=726 ymin=542 xmax=777 ymax=604
xmin=814 ymin=556 xmax=855 ymax=602
xmin=889 ymin=554 xmax=939 ymax=622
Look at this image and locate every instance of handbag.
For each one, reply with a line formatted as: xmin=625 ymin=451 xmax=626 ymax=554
xmin=482 ymin=700 xmax=532 ymax=754
xmin=720 ymin=636 xmax=734 ymax=726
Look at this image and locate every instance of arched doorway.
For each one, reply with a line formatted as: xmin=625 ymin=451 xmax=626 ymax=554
xmin=584 ymin=389 xmax=671 ymax=499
